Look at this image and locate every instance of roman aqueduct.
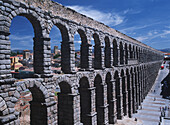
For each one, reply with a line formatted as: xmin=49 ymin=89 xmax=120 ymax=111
xmin=0 ymin=0 xmax=163 ymax=124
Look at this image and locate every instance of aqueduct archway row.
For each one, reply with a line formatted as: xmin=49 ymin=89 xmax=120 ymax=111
xmin=0 ymin=0 xmax=163 ymax=124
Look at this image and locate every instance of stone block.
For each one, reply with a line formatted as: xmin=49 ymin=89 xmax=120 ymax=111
xmin=0 ymin=65 xmax=6 ymax=70
xmin=14 ymin=90 xmax=20 ymax=98
xmin=11 ymin=97 xmax=18 ymax=103
xmin=6 ymin=101 xmax=15 ymax=108
xmin=0 ymin=116 xmax=9 ymax=123
xmin=0 ymin=103 xmax=7 ymax=112
xmin=10 ymin=0 xmax=20 ymax=7
xmin=2 ymin=108 xmax=8 ymax=115
xmin=1 ymin=6 xmax=5 ymax=11
xmin=5 ymin=7 xmax=12 ymax=12
xmin=0 ymin=92 xmax=8 ymax=98
xmin=0 ymin=50 xmax=11 ymax=54
xmin=0 ymin=100 xmax=5 ymax=107
xmin=16 ymin=86 xmax=22 ymax=92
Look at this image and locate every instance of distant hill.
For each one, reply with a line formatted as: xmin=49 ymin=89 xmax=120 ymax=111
xmin=11 ymin=49 xmax=59 ymax=54
xmin=159 ymin=48 xmax=170 ymax=53
xmin=12 ymin=50 xmax=33 ymax=54
xmin=11 ymin=49 xmax=94 ymax=54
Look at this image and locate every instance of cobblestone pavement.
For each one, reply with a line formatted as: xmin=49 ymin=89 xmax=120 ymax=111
xmin=133 ymin=61 xmax=170 ymax=125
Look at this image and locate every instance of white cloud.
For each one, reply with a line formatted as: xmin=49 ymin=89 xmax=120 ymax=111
xmin=123 ymin=8 xmax=141 ymax=15
xmin=10 ymin=35 xmax=33 ymax=50
xmin=134 ymin=29 xmax=170 ymax=42
xmin=67 ymin=5 xmax=124 ymax=26
xmin=148 ymin=32 xmax=152 ymax=36
xmin=10 ymin=35 xmax=32 ymax=41
xmin=150 ymin=30 xmax=170 ymax=39
xmin=120 ymin=22 xmax=161 ymax=34
xmin=75 ymin=41 xmax=81 ymax=44
xmin=147 ymin=30 xmax=158 ymax=36
xmin=120 ymin=25 xmax=149 ymax=34
xmin=135 ymin=36 xmax=148 ymax=41
xmin=12 ymin=47 xmax=21 ymax=50
xmin=166 ymin=26 xmax=170 ymax=29
xmin=123 ymin=9 xmax=130 ymax=14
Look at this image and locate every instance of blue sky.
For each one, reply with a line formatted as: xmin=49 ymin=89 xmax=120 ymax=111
xmin=10 ymin=0 xmax=170 ymax=50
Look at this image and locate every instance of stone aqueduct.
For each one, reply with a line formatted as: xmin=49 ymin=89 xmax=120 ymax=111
xmin=0 ymin=0 xmax=164 ymax=124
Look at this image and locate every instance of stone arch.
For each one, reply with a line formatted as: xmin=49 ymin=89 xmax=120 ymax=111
xmin=133 ymin=45 xmax=135 ymax=59
xmin=130 ymin=67 xmax=136 ymax=113
xmin=113 ymin=39 xmax=118 ymax=66
xmin=139 ymin=66 xmax=143 ymax=102
xmin=94 ymin=74 xmax=105 ymax=124
xmin=93 ymin=33 xmax=102 ymax=69
xmin=114 ymin=70 xmax=123 ymax=119
xmin=13 ymin=80 xmax=48 ymax=125
xmin=138 ymin=47 xmax=141 ymax=62
xmin=129 ymin=44 xmax=133 ymax=59
xmin=52 ymin=21 xmax=70 ymax=42
xmin=121 ymin=69 xmax=127 ymax=116
xmin=8 ymin=9 xmax=45 ymax=74
xmin=9 ymin=9 xmax=43 ymax=37
xmin=77 ymin=29 xmax=89 ymax=69
xmin=78 ymin=77 xmax=91 ymax=125
xmin=77 ymin=73 xmax=93 ymax=88
xmin=120 ymin=42 xmax=124 ymax=65
xmin=126 ymin=68 xmax=132 ymax=117
xmin=142 ymin=65 xmax=145 ymax=97
xmin=105 ymin=36 xmax=111 ymax=68
xmin=143 ymin=49 xmax=146 ymax=62
xmin=134 ymin=67 xmax=138 ymax=110
xmin=125 ymin=43 xmax=128 ymax=64
xmin=59 ymin=81 xmax=72 ymax=94
xmin=137 ymin=66 xmax=141 ymax=105
xmin=50 ymin=20 xmax=72 ymax=73
xmin=106 ymin=72 xmax=114 ymax=124
xmin=58 ymin=81 xmax=74 ymax=125
xmin=136 ymin=46 xmax=139 ymax=59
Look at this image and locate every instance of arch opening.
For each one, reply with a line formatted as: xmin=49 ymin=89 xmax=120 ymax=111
xmin=113 ymin=39 xmax=118 ymax=66
xmin=129 ymin=44 xmax=133 ymax=59
xmin=134 ymin=68 xmax=138 ymax=110
xmin=79 ymin=77 xmax=91 ymax=125
xmin=106 ymin=72 xmax=114 ymax=123
xmin=50 ymin=26 xmax=62 ymax=74
xmin=50 ymin=23 xmax=70 ymax=74
xmin=114 ymin=71 xmax=122 ymax=119
xmin=74 ymin=31 xmax=81 ymax=70
xmin=138 ymin=67 xmax=141 ymax=105
xmin=133 ymin=46 xmax=135 ymax=59
xmin=10 ymin=15 xmax=38 ymax=79
xmin=74 ymin=29 xmax=89 ymax=70
xmin=15 ymin=85 xmax=47 ymax=125
xmin=104 ymin=37 xmax=111 ymax=68
xmin=125 ymin=43 xmax=128 ymax=64
xmin=92 ymin=34 xmax=102 ymax=69
xmin=130 ymin=68 xmax=135 ymax=113
xmin=136 ymin=47 xmax=139 ymax=60
xmin=120 ymin=42 xmax=124 ymax=65
xmin=126 ymin=69 xmax=132 ymax=117
xmin=121 ymin=70 xmax=127 ymax=116
xmin=58 ymin=81 xmax=73 ymax=125
xmin=94 ymin=74 xmax=104 ymax=124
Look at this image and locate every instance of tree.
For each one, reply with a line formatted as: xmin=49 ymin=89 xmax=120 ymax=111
xmin=53 ymin=54 xmax=61 ymax=59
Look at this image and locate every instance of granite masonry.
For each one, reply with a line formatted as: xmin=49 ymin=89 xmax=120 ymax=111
xmin=0 ymin=0 xmax=163 ymax=124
